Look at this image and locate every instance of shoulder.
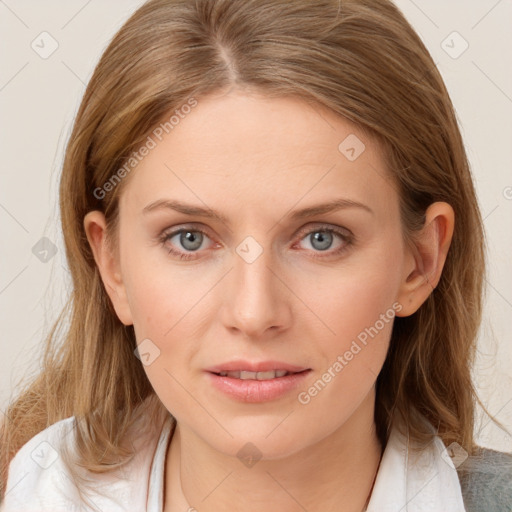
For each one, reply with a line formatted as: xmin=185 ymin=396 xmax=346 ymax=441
xmin=457 ymin=446 xmax=512 ymax=512
xmin=1 ymin=413 xmax=168 ymax=512
xmin=1 ymin=417 xmax=83 ymax=510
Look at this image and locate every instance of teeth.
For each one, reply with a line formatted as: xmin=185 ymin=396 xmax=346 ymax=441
xmin=218 ymin=370 xmax=289 ymax=380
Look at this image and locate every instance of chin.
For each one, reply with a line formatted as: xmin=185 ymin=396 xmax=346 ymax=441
xmin=191 ymin=415 xmax=323 ymax=462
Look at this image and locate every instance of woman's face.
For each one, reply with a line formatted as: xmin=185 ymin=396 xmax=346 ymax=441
xmin=95 ymin=89 xmax=418 ymax=458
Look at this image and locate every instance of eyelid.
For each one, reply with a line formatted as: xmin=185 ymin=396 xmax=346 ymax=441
xmin=292 ymin=222 xmax=353 ymax=240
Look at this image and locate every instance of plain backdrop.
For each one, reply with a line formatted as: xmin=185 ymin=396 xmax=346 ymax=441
xmin=0 ymin=0 xmax=511 ymax=451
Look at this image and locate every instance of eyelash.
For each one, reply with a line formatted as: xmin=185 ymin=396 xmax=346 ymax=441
xmin=157 ymin=224 xmax=353 ymax=261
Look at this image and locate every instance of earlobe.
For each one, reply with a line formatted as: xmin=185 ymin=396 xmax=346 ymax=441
xmin=396 ymin=202 xmax=455 ymax=317
xmin=83 ymin=211 xmax=133 ymax=326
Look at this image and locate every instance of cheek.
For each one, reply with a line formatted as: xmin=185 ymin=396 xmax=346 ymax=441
xmin=305 ymin=243 xmax=403 ymax=347
xmin=323 ymin=276 xmax=397 ymax=350
xmin=304 ymin=277 xmax=396 ymax=392
xmin=121 ymin=252 xmax=214 ymax=386
xmin=296 ymin=242 xmax=403 ymax=396
xmin=122 ymin=242 xmax=209 ymax=337
xmin=123 ymin=263 xmax=205 ymax=419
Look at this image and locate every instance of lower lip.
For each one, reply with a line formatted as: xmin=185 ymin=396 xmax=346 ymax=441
xmin=206 ymin=370 xmax=311 ymax=403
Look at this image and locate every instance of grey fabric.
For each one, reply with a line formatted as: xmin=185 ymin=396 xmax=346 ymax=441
xmin=457 ymin=447 xmax=512 ymax=512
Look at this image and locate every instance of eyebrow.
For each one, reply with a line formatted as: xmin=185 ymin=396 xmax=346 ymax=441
xmin=142 ymin=197 xmax=373 ymax=223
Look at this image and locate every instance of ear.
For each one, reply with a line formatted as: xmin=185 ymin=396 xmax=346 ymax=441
xmin=395 ymin=202 xmax=455 ymax=317
xmin=83 ymin=211 xmax=133 ymax=326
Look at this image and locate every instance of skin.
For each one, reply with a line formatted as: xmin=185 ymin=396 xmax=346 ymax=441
xmin=84 ymin=87 xmax=454 ymax=511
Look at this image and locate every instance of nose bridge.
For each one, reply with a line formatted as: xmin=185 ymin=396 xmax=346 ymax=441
xmin=222 ymin=234 xmax=289 ymax=337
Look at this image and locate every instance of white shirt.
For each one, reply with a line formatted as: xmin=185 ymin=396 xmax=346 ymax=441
xmin=1 ymin=413 xmax=467 ymax=511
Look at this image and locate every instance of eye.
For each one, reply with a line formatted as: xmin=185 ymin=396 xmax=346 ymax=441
xmin=158 ymin=223 xmax=353 ymax=261
xmin=158 ymin=227 xmax=216 ymax=261
xmin=294 ymin=225 xmax=353 ymax=259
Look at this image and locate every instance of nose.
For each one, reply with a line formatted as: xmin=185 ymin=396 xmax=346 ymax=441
xmin=220 ymin=239 xmax=292 ymax=339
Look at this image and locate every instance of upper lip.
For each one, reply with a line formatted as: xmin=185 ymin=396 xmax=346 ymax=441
xmin=206 ymin=360 xmax=310 ymax=373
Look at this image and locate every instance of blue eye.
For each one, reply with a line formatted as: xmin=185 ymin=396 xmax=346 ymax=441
xmin=159 ymin=228 xmax=212 ymax=260
xmin=172 ymin=230 xmax=205 ymax=251
xmin=294 ymin=226 xmax=352 ymax=259
xmin=158 ymin=224 xmax=353 ymax=261
xmin=306 ymin=230 xmax=335 ymax=251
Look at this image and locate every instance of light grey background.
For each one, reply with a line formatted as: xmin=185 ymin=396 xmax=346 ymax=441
xmin=1 ymin=0 xmax=511 ymax=450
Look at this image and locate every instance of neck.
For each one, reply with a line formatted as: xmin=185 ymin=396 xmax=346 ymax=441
xmin=164 ymin=390 xmax=382 ymax=512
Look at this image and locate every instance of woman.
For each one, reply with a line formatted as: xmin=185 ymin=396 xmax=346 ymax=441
xmin=1 ymin=0 xmax=510 ymax=510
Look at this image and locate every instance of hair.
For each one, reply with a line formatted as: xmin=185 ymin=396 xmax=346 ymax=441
xmin=0 ymin=0 xmax=500 ymax=499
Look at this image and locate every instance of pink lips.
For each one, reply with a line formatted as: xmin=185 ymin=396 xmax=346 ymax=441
xmin=206 ymin=360 xmax=309 ymax=374
xmin=205 ymin=360 xmax=312 ymax=403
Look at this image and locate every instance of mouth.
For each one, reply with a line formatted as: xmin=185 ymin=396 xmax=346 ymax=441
xmin=205 ymin=362 xmax=312 ymax=403
xmin=206 ymin=360 xmax=310 ymax=374
xmin=212 ymin=369 xmax=308 ymax=380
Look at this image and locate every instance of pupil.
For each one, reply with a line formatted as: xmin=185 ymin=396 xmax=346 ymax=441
xmin=182 ymin=231 xmax=202 ymax=250
xmin=312 ymin=231 xmax=332 ymax=251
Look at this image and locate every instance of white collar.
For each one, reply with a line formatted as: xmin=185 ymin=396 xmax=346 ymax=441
xmin=147 ymin=417 xmax=466 ymax=512
xmin=147 ymin=417 xmax=174 ymax=512
xmin=367 ymin=422 xmax=466 ymax=511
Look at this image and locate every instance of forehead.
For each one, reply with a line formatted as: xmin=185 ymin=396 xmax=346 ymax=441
xmin=120 ymin=89 xmax=397 ymax=221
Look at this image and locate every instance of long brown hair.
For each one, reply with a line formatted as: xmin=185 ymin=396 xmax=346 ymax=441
xmin=0 ymin=0 xmax=494 ymax=498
